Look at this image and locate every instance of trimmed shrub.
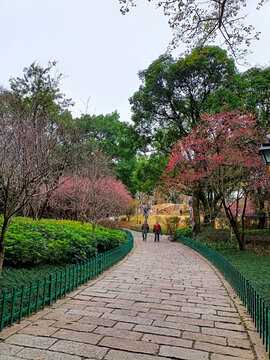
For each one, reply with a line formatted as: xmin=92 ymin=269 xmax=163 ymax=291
xmin=2 ymin=217 xmax=128 ymax=267
xmin=174 ymin=228 xmax=193 ymax=239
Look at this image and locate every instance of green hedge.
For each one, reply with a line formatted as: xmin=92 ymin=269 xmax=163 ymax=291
xmin=2 ymin=218 xmax=128 ymax=267
xmin=174 ymin=228 xmax=193 ymax=238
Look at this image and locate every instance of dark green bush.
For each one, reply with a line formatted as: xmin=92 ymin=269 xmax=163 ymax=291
xmin=2 ymin=218 xmax=128 ymax=267
xmin=174 ymin=228 xmax=193 ymax=239
xmin=95 ymin=229 xmax=127 ymax=252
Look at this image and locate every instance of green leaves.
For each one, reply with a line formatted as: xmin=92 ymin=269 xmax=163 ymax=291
xmin=3 ymin=218 xmax=128 ymax=267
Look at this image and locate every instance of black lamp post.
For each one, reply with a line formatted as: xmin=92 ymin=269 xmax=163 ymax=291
xmin=259 ymin=135 xmax=270 ymax=175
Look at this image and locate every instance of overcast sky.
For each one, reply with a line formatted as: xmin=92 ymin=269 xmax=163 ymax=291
xmin=1 ymin=1 xmax=270 ymax=122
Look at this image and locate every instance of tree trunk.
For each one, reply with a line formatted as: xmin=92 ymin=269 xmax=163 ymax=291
xmin=38 ymin=192 xmax=51 ymax=220
xmin=222 ymin=200 xmax=245 ymax=251
xmin=258 ymin=198 xmax=266 ymax=229
xmin=193 ymin=187 xmax=200 ymax=237
xmin=0 ymin=218 xmax=11 ymax=277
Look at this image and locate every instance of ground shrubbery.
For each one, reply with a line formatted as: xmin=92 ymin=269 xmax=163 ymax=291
xmin=164 ymin=216 xmax=181 ymax=240
xmin=174 ymin=228 xmax=193 ymax=239
xmin=3 ymin=218 xmax=128 ymax=267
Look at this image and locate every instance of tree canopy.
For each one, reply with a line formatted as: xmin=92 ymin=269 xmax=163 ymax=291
xmin=130 ymin=46 xmax=236 ymax=153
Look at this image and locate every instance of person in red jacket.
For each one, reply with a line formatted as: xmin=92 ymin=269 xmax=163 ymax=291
xmin=141 ymin=220 xmax=149 ymax=241
xmin=153 ymin=222 xmax=162 ymax=242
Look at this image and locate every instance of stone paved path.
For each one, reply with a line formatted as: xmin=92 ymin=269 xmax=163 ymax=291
xmin=0 ymin=231 xmax=265 ymax=360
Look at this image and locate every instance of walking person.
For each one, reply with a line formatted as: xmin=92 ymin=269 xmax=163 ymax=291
xmin=153 ymin=221 xmax=162 ymax=242
xmin=141 ymin=220 xmax=149 ymax=241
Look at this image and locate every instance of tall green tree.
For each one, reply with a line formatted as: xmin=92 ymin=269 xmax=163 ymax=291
xmin=235 ymin=67 xmax=270 ymax=129
xmin=74 ymin=112 xmax=139 ymax=195
xmin=130 ymin=46 xmax=236 ymax=153
xmin=132 ymin=153 xmax=169 ymax=195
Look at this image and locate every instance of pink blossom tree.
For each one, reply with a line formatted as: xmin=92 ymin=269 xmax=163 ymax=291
xmin=165 ymin=111 xmax=269 ymax=250
xmin=50 ymin=175 xmax=132 ymax=234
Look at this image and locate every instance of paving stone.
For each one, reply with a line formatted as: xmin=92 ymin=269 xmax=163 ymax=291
xmin=104 ymin=349 xmax=170 ymax=360
xmin=182 ymin=331 xmax=227 ymax=346
xmin=202 ymin=314 xmax=239 ymax=323
xmin=112 ymin=308 xmax=139 ymax=317
xmin=159 ymin=345 xmax=209 ymax=359
xmin=66 ymin=308 xmax=103 ymax=317
xmin=52 ymin=328 xmax=102 ymax=344
xmin=166 ymin=315 xmax=214 ymax=327
xmin=73 ymin=294 xmax=93 ymax=301
xmin=16 ymin=347 xmax=81 ymax=359
xmin=202 ymin=327 xmax=247 ymax=339
xmin=137 ymin=312 xmax=166 ymax=321
xmin=84 ymin=306 xmax=113 ymax=313
xmin=18 ymin=325 xmax=58 ymax=337
xmin=0 ymin=343 xmax=23 ymax=356
xmin=105 ymin=300 xmax=135 ymax=310
xmin=113 ymin=321 xmax=135 ymax=330
xmin=228 ymin=338 xmax=251 ymax=349
xmin=150 ymin=308 xmax=200 ymax=318
xmin=195 ymin=341 xmax=254 ymax=358
xmin=211 ymin=355 xmax=251 ymax=360
xmin=153 ymin=320 xmax=200 ymax=333
xmin=0 ymin=356 xmax=25 ymax=360
xmin=52 ymin=320 xmax=97 ymax=332
xmin=94 ymin=326 xmax=142 ymax=340
xmin=133 ymin=324 xmax=181 ymax=337
xmin=217 ymin=311 xmax=240 ymax=317
xmin=43 ymin=312 xmax=82 ymax=322
xmin=181 ymin=306 xmax=217 ymax=315
xmin=215 ymin=321 xmax=245 ymax=331
xmin=142 ymin=333 xmax=192 ymax=348
xmin=102 ymin=313 xmax=153 ymax=325
xmin=0 ymin=321 xmax=31 ymax=340
xmin=78 ymin=315 xmax=116 ymax=327
xmin=134 ymin=302 xmax=180 ymax=311
xmin=81 ymin=290 xmax=117 ymax=298
xmin=5 ymin=334 xmax=56 ymax=349
xmin=49 ymin=339 xmax=108 ymax=359
xmin=99 ymin=336 xmax=159 ymax=354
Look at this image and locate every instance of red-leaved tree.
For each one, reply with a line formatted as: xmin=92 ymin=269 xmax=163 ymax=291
xmin=165 ymin=111 xmax=269 ymax=250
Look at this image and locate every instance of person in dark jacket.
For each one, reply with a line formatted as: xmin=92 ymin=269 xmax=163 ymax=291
xmin=153 ymin=222 xmax=162 ymax=242
xmin=141 ymin=220 xmax=149 ymax=241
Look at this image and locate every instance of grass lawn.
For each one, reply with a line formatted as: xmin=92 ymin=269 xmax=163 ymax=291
xmin=0 ymin=263 xmax=69 ymax=295
xmin=219 ymin=250 xmax=270 ymax=306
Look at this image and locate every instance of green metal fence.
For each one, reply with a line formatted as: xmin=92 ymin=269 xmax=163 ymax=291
xmin=176 ymin=235 xmax=270 ymax=358
xmin=0 ymin=230 xmax=133 ymax=331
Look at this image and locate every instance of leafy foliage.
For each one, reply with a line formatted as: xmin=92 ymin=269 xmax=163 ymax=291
xmin=166 ymin=110 xmax=269 ymax=249
xmin=130 ymin=46 xmax=235 ymax=153
xmin=163 ymin=216 xmax=180 ymax=240
xmin=3 ymin=218 xmax=128 ymax=267
xmin=174 ymin=228 xmax=193 ymax=239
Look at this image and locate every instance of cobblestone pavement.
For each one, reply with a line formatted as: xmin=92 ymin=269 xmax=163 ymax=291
xmin=0 ymin=231 xmax=266 ymax=360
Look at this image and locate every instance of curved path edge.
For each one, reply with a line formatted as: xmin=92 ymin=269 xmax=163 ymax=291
xmin=0 ymin=231 xmax=267 ymax=360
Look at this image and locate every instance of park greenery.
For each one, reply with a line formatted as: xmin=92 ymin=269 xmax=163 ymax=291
xmin=0 ymin=218 xmax=129 ymax=293
xmin=0 ymin=44 xmax=270 ymax=283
